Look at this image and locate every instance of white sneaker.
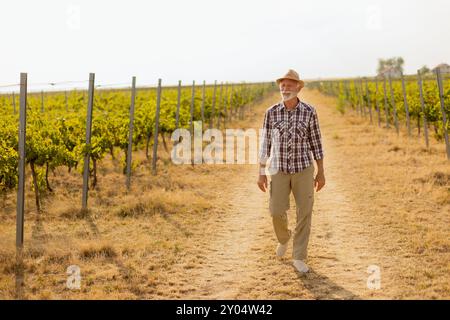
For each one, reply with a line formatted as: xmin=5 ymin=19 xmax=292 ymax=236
xmin=276 ymin=241 xmax=289 ymax=257
xmin=293 ymin=260 xmax=309 ymax=273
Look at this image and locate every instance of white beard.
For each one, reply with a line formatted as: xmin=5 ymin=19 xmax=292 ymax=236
xmin=280 ymin=90 xmax=298 ymax=101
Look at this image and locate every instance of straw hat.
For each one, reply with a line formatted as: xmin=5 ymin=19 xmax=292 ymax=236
xmin=276 ymin=69 xmax=305 ymax=89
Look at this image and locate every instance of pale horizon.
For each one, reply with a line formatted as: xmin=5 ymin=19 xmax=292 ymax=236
xmin=1 ymin=0 xmax=449 ymax=92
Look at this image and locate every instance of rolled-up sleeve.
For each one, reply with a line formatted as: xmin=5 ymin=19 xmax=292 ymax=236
xmin=308 ymin=108 xmax=324 ymax=160
xmin=259 ymin=110 xmax=272 ymax=164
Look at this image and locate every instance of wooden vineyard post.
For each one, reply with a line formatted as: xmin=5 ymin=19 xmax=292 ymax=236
xmin=65 ymin=90 xmax=69 ymax=112
xmin=375 ymin=77 xmax=381 ymax=127
xmin=12 ymin=91 xmax=16 ymax=114
xmin=41 ymin=90 xmax=45 ymax=113
xmin=359 ymin=78 xmax=366 ymax=118
xmin=216 ymin=82 xmax=223 ymax=129
xmin=81 ymin=73 xmax=95 ymax=211
xmin=383 ymin=76 xmax=390 ymax=128
xmin=417 ymin=70 xmax=429 ymax=149
xmin=189 ymin=80 xmax=195 ymax=134
xmin=355 ymin=80 xmax=361 ymax=116
xmin=175 ymin=80 xmax=181 ymax=130
xmin=210 ymin=80 xmax=217 ymax=129
xmin=388 ymin=74 xmax=399 ymax=135
xmin=223 ymin=82 xmax=228 ymax=128
xmin=16 ymin=73 xmax=27 ymax=248
xmin=126 ymin=76 xmax=137 ymax=190
xmin=365 ymin=78 xmax=373 ymax=124
xmin=229 ymin=83 xmax=234 ymax=122
xmin=201 ymin=80 xmax=206 ymax=124
xmin=152 ymin=79 xmax=162 ymax=175
xmin=400 ymin=71 xmax=412 ymax=137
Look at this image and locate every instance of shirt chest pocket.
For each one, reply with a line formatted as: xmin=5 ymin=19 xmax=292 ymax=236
xmin=271 ymin=120 xmax=287 ymax=138
xmin=295 ymin=120 xmax=308 ymax=139
xmin=272 ymin=119 xmax=308 ymax=141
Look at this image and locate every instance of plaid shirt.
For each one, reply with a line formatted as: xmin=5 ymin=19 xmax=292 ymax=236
xmin=259 ymin=97 xmax=324 ymax=174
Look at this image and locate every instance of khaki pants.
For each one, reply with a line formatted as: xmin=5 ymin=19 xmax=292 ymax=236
xmin=269 ymin=165 xmax=315 ymax=260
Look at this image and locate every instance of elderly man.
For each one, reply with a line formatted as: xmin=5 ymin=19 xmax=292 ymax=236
xmin=257 ymin=69 xmax=325 ymax=273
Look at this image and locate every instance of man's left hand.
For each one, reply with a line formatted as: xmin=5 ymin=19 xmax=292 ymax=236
xmin=314 ymin=172 xmax=326 ymax=192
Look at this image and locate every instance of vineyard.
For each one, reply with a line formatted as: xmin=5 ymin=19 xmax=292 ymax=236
xmin=0 ymin=76 xmax=448 ymax=300
xmin=308 ymin=71 xmax=450 ymax=158
xmin=2 ymin=0 xmax=450 ymax=303
xmin=0 ymin=78 xmax=274 ymax=215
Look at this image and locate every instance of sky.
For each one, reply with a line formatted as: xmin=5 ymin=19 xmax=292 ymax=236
xmin=1 ymin=0 xmax=449 ymax=92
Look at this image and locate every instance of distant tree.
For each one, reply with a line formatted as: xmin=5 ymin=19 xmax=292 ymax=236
xmin=377 ymin=57 xmax=405 ymax=74
xmin=418 ymin=65 xmax=430 ymax=75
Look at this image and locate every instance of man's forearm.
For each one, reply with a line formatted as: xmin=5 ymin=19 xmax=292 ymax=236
xmin=259 ymin=162 xmax=267 ymax=175
xmin=315 ymin=158 xmax=324 ymax=174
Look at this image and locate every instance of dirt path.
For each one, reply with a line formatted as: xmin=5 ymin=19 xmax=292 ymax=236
xmin=176 ymin=88 xmax=449 ymax=300
xmin=178 ymin=89 xmax=372 ymax=299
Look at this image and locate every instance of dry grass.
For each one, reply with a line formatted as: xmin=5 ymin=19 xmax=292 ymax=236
xmin=0 ymin=89 xmax=448 ymax=300
xmin=301 ymin=89 xmax=450 ymax=299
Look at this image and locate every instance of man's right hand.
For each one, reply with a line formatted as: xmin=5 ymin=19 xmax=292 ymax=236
xmin=257 ymin=174 xmax=268 ymax=192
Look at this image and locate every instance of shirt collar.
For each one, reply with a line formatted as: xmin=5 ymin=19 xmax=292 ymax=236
xmin=280 ymin=97 xmax=301 ymax=111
